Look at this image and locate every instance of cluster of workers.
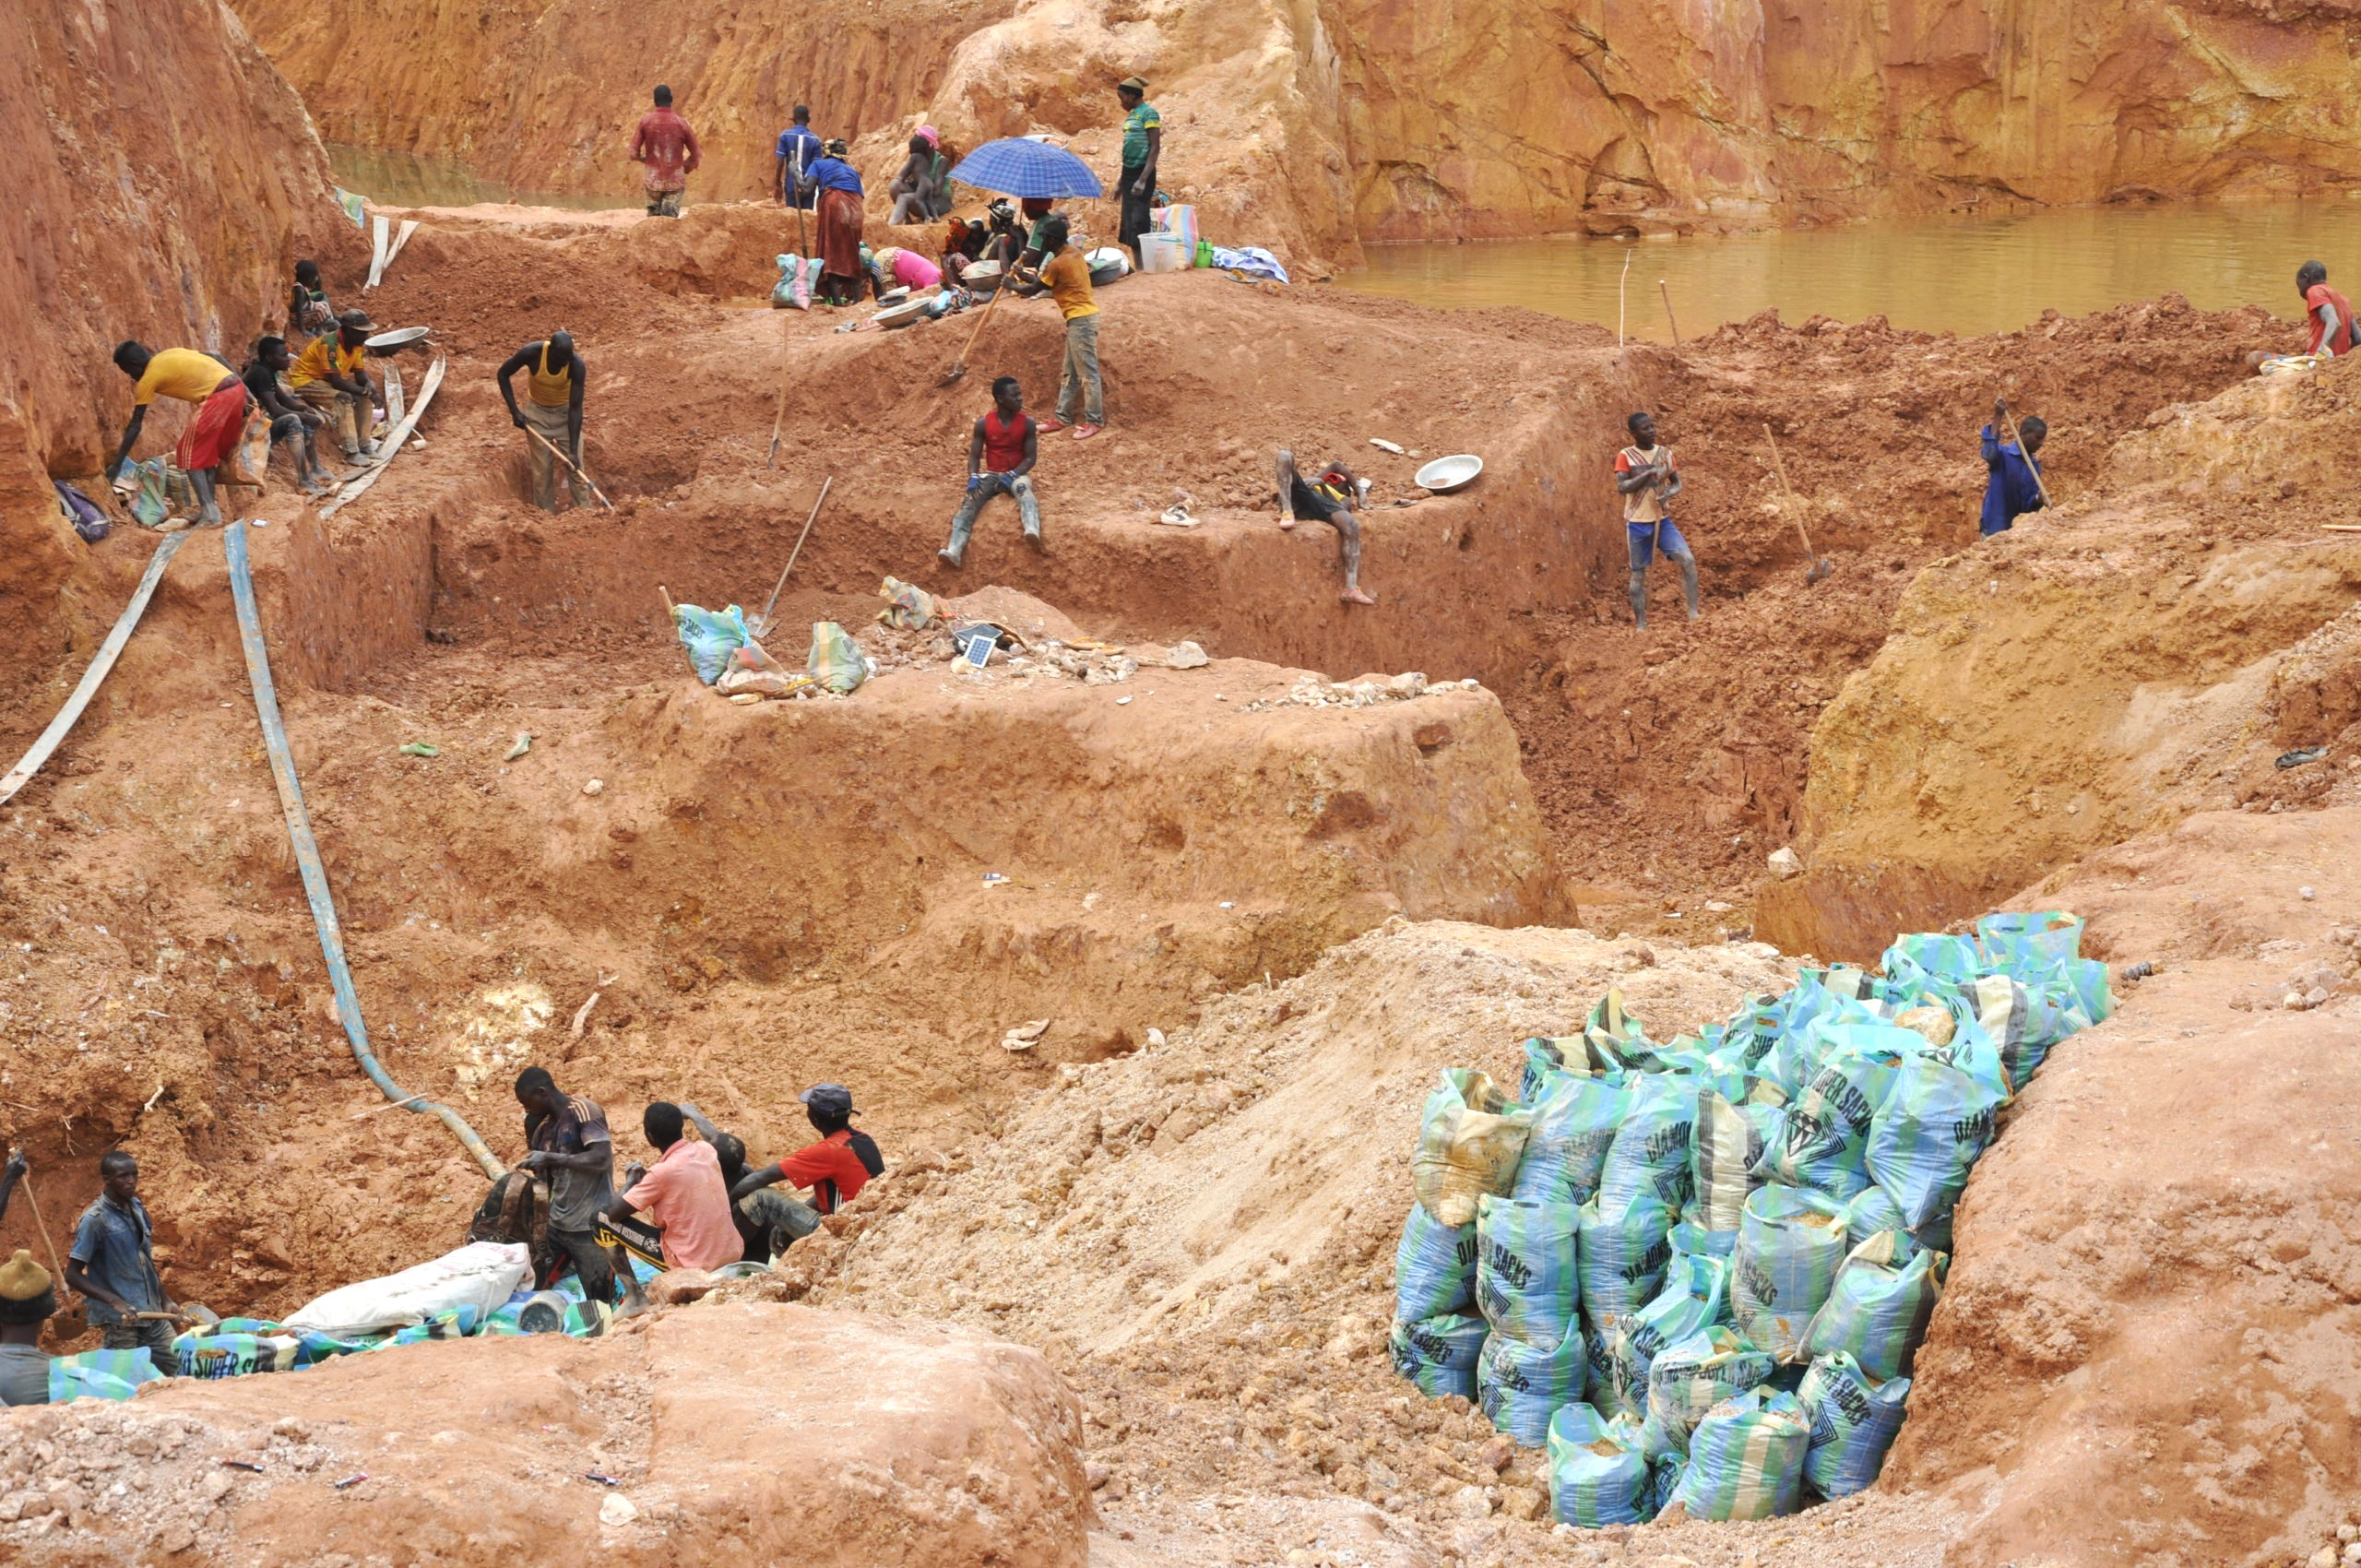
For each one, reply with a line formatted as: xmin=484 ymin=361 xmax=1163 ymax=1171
xmin=0 ymin=1070 xmax=880 ymax=1403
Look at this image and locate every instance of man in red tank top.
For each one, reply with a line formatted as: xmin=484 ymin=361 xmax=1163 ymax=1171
xmin=940 ymin=375 xmax=1042 ymax=568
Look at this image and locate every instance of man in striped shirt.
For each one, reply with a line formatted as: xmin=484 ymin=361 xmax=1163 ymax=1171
xmin=514 ymin=1067 xmax=618 ymax=1304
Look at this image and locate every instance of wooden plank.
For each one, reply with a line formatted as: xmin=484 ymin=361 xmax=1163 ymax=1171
xmin=363 ymin=214 xmax=391 ymax=290
xmin=320 ymin=356 xmax=445 ymax=517
xmin=0 ymin=531 xmax=189 ymax=806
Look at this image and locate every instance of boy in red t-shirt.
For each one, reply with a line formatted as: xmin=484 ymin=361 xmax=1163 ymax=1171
xmin=730 ymin=1083 xmax=884 ymax=1221
xmin=2298 ymin=261 xmax=2357 ymax=357
xmin=941 ymin=376 xmax=1040 ymax=568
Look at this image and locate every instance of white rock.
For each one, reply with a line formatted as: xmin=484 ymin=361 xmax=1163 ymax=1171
xmin=1165 ymin=641 xmax=1209 ymax=670
xmin=583 ymin=778 xmax=605 ymax=796
xmin=599 ymin=1493 xmax=639 ymax=1527
xmin=1448 ymin=1483 xmax=1494 ymax=1519
xmin=1387 ymin=672 xmax=1427 ymax=698
xmin=1767 ymin=846 xmax=1803 ymax=880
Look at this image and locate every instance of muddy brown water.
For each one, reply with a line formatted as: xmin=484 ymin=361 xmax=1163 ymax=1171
xmin=1345 ymin=197 xmax=2361 ymax=339
xmin=328 ymin=144 xmax=639 ymax=211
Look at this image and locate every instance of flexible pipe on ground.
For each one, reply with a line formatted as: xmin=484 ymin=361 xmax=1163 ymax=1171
xmin=222 ymin=520 xmax=505 ymax=1179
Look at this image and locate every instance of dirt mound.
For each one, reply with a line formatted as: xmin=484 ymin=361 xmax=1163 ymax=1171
xmin=241 ymin=0 xmax=2361 ymax=262
xmin=1761 ymin=356 xmax=2361 ymax=959
xmin=1880 ymin=808 xmax=2361 ymax=1567
xmin=0 ymin=1303 xmax=1091 ymax=1566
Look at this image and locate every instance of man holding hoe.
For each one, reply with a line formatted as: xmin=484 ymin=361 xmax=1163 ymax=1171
xmin=496 ymin=331 xmax=588 ymax=512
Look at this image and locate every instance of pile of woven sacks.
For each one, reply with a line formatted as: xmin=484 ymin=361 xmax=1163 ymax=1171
xmin=1389 ymin=913 xmax=2110 ymax=1523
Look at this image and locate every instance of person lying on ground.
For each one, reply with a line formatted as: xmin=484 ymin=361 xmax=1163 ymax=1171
xmin=241 ymin=336 xmax=334 ymax=496
xmin=1275 ymin=450 xmax=1377 ymax=606
xmin=107 ymin=342 xmax=244 ymax=529
xmin=941 ymin=375 xmax=1042 ymax=568
xmin=513 ymin=1065 xmax=617 ymax=1304
xmin=679 ymin=1103 xmax=822 ymax=1262
xmin=2298 ymin=260 xmax=2358 ymax=358
xmin=807 ymin=139 xmax=867 ymax=306
xmin=287 ymin=312 xmax=381 ymax=464
xmin=289 ymin=259 xmax=335 ymax=341
xmin=631 ymin=84 xmax=700 ymax=218
xmin=1616 ymin=410 xmax=1698 ymax=629
xmin=775 ymin=103 xmax=823 ymax=209
xmin=65 ymin=1151 xmax=180 ymax=1376
xmin=870 ymin=244 xmax=945 ymax=300
xmin=495 ymin=331 xmax=588 ymax=512
xmin=0 ymin=1240 xmax=55 ymax=1407
xmin=1978 ymin=398 xmax=2046 ymax=537
xmin=730 ymin=1083 xmax=885 ymax=1220
xmin=598 ymin=1102 xmax=741 ymax=1307
xmin=1018 ymin=217 xmax=1105 ymax=439
xmin=887 ymin=128 xmax=954 ymax=226
xmin=1113 ymin=76 xmax=1162 ymax=268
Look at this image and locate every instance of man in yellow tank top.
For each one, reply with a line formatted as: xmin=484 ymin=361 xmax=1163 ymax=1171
xmin=495 ymin=331 xmax=588 ymax=511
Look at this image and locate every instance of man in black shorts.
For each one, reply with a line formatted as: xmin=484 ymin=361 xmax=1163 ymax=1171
xmin=1276 ymin=448 xmax=1376 ymax=605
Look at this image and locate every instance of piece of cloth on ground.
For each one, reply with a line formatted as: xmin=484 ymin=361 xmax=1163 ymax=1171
xmin=1208 ymin=246 xmax=1289 ymax=283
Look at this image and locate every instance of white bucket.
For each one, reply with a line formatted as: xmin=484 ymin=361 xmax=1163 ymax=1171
xmin=1137 ymin=232 xmax=1192 ymax=275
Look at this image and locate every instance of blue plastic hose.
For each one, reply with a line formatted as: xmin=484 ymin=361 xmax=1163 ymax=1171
xmin=222 ymin=521 xmax=504 ymax=1178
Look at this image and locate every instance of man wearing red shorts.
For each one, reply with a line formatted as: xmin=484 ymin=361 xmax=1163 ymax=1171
xmin=108 ymin=342 xmax=246 ymax=528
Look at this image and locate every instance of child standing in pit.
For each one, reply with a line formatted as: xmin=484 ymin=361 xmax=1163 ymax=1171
xmin=1615 ymin=410 xmax=1698 ymax=631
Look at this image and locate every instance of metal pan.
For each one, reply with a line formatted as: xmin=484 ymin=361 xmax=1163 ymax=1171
xmin=363 ymin=327 xmax=433 ymax=350
xmin=1415 ymin=454 xmax=1484 ymax=493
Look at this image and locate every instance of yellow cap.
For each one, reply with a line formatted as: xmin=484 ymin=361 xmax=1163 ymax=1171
xmin=0 ymin=1248 xmax=51 ymax=1301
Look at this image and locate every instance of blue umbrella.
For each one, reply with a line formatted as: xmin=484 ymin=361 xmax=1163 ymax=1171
xmin=948 ymin=137 xmax=1104 ymax=200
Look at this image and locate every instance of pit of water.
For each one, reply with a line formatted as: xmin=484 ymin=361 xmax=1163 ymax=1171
xmin=1344 ymin=198 xmax=2361 ymax=339
xmin=327 ymin=145 xmax=637 ymax=212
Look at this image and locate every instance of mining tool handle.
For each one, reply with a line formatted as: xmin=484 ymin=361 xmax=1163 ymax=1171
xmin=1996 ymin=398 xmax=2055 ymax=512
xmin=1762 ymin=422 xmax=1831 ymax=579
xmin=940 ymin=274 xmax=1012 ymax=386
xmin=756 ymin=475 xmax=834 ymax=635
xmin=521 ymin=423 xmax=616 ymax=511
xmin=10 ymin=1152 xmax=71 ymax=1306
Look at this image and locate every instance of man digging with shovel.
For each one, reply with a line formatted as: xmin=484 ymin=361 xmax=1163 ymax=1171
xmin=497 ymin=331 xmax=588 ymax=513
xmin=1616 ymin=411 xmax=1699 ymax=631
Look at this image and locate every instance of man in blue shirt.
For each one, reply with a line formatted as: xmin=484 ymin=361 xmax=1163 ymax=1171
xmin=65 ymin=1151 xmax=180 ymax=1375
xmin=774 ymin=104 xmax=823 ymax=209
xmin=1979 ymin=398 xmax=2047 ymax=536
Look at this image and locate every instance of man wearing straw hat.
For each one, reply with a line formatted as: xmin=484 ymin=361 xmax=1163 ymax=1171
xmin=0 ymin=1151 xmax=50 ymax=1403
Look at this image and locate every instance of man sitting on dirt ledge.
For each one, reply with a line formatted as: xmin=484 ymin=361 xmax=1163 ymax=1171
xmin=681 ymin=1103 xmax=822 ymax=1262
xmin=1276 ymin=448 xmax=1377 ymax=606
xmin=65 ymin=1151 xmax=181 ymax=1376
xmin=496 ymin=332 xmax=589 ymax=512
xmin=599 ymin=1102 xmax=740 ymax=1309
xmin=730 ymin=1082 xmax=884 ymax=1221
xmin=941 ymin=374 xmax=1042 ymax=567
xmin=287 ymin=311 xmax=382 ymax=466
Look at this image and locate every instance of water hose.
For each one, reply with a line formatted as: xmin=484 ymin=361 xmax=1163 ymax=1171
xmin=222 ymin=520 xmax=504 ymax=1179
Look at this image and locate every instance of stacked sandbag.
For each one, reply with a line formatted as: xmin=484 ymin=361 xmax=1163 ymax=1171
xmin=1669 ymin=1387 xmax=1811 ymax=1520
xmin=1546 ymin=1402 xmax=1651 ymax=1526
xmin=1392 ymin=912 xmax=2109 ymax=1525
xmin=1731 ymin=1184 xmax=1850 ymax=1360
xmin=1475 ymin=1194 xmax=1583 ymax=1443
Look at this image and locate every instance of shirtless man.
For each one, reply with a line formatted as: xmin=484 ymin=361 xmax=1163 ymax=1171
xmin=1276 ymin=449 xmax=1376 ymax=605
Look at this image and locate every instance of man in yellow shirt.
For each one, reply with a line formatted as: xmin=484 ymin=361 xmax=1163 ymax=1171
xmin=494 ymin=331 xmax=588 ymax=511
xmin=287 ymin=311 xmax=381 ymax=463
xmin=108 ymin=342 xmax=246 ymax=528
xmin=1019 ymin=218 xmax=1103 ymax=440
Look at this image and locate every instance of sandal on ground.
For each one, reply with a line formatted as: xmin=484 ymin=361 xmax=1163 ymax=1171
xmin=1071 ymin=423 xmax=1102 ymax=440
xmin=1277 ymin=511 xmax=1297 ymax=531
xmin=1034 ymin=417 xmax=1068 ymax=434
xmin=1340 ymin=586 xmax=1377 ymax=606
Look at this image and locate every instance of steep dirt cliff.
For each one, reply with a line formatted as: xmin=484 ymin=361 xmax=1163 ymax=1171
xmin=235 ymin=0 xmax=2361 ymax=262
xmin=1761 ymin=360 xmax=2361 ymax=960
xmin=2 ymin=0 xmax=353 ymax=706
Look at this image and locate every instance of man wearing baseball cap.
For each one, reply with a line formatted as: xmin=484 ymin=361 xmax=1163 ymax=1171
xmin=729 ymin=1083 xmax=884 ymax=1218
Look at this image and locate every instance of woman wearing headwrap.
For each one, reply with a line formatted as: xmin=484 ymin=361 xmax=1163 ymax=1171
xmin=806 ymin=138 xmax=868 ymax=306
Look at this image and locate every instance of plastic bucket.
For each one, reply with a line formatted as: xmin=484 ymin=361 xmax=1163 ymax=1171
xmin=1138 ymin=233 xmax=1192 ymax=274
xmin=516 ymin=1289 xmax=572 ymax=1334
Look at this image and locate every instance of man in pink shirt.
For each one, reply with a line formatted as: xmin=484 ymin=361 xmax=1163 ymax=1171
xmin=630 ymin=85 xmax=701 ymax=218
xmin=597 ymin=1101 xmax=739 ymax=1308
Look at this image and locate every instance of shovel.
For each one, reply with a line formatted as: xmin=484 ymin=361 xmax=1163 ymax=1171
xmin=1762 ymin=423 xmax=1832 ymax=584
xmin=750 ymin=476 xmax=832 ymax=638
xmin=521 ymin=425 xmax=616 ymax=512
xmin=1997 ymin=398 xmax=2054 ymax=511
xmin=938 ymin=274 xmax=1013 ymax=387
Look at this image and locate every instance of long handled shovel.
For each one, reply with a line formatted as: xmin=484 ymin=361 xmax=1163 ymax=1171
xmin=1998 ymin=398 xmax=2054 ymax=511
xmin=521 ymin=425 xmax=616 ymax=512
xmin=939 ymin=278 xmax=1012 ymax=388
xmin=1762 ymin=423 xmax=1832 ymax=584
xmin=766 ymin=310 xmax=793 ymax=469
xmin=752 ymin=476 xmax=832 ymax=637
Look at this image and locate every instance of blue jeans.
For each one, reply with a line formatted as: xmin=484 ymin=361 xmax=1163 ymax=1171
xmin=1628 ymin=520 xmax=1698 ymax=626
